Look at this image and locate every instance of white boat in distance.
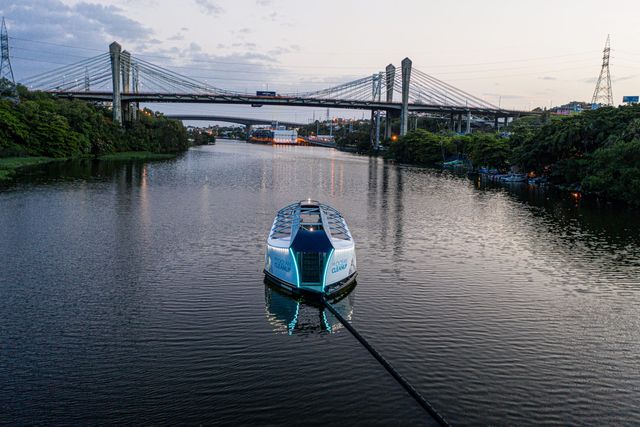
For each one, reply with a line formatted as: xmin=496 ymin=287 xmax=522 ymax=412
xmin=264 ymin=200 xmax=357 ymax=297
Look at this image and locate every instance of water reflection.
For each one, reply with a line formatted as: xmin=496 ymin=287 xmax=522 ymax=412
xmin=472 ymin=174 xmax=640 ymax=245
xmin=4 ymin=143 xmax=640 ymax=425
xmin=264 ymin=285 xmax=355 ymax=335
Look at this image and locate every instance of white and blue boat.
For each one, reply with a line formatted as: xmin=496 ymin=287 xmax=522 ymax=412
xmin=264 ymin=200 xmax=357 ymax=297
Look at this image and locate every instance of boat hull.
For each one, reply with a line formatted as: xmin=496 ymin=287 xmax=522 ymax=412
xmin=264 ymin=269 xmax=357 ymax=299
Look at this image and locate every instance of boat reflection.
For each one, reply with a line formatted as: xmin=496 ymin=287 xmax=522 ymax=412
xmin=264 ymin=283 xmax=356 ymax=335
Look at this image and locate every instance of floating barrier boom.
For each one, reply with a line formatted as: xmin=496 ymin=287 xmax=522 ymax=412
xmin=321 ymin=297 xmax=450 ymax=427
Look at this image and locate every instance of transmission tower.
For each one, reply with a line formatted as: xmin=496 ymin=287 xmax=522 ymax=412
xmin=591 ymin=35 xmax=613 ymax=106
xmin=0 ymin=17 xmax=17 ymax=99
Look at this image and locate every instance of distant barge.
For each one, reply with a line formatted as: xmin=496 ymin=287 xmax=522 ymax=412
xmin=250 ymin=128 xmax=299 ymax=144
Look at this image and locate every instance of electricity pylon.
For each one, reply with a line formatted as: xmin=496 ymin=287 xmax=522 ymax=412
xmin=591 ymin=35 xmax=613 ymax=106
xmin=0 ymin=17 xmax=17 ymax=100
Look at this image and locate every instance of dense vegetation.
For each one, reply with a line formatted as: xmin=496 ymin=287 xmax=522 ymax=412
xmin=0 ymin=86 xmax=189 ymax=159
xmin=387 ymin=129 xmax=511 ymax=169
xmin=511 ymin=106 xmax=640 ymax=204
xmin=387 ymin=105 xmax=640 ymax=205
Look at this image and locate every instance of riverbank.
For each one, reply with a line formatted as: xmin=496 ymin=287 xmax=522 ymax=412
xmin=384 ymin=105 xmax=640 ymax=206
xmin=97 ymin=151 xmax=177 ymax=161
xmin=0 ymin=157 xmax=60 ymax=182
xmin=0 ymin=152 xmax=178 ymax=183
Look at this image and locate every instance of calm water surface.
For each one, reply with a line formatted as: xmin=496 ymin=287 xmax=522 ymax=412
xmin=2 ymin=141 xmax=640 ymax=425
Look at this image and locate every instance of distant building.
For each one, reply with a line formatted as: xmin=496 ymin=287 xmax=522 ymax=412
xmin=550 ymin=101 xmax=592 ymax=115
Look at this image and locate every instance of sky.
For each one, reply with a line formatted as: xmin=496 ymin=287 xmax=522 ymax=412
xmin=2 ymin=0 xmax=640 ymax=123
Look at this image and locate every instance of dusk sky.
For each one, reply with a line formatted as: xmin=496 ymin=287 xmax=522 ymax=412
xmin=2 ymin=0 xmax=640 ymax=122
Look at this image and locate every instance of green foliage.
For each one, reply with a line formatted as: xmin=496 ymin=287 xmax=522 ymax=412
xmin=0 ymin=89 xmax=189 ymax=159
xmin=464 ymin=133 xmax=511 ymax=168
xmin=509 ymin=104 xmax=640 ymax=204
xmin=337 ymin=131 xmax=371 ymax=153
xmin=388 ymin=129 xmax=510 ymax=168
xmin=581 ymin=138 xmax=640 ymax=205
xmin=388 ymin=129 xmax=453 ymax=165
xmin=0 ymin=100 xmax=29 ymax=155
xmin=188 ymin=128 xmax=216 ymax=145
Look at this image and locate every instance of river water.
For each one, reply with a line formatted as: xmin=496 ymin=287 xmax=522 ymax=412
xmin=2 ymin=141 xmax=640 ymax=425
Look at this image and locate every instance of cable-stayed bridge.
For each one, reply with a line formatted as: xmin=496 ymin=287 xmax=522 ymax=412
xmin=20 ymin=41 xmax=536 ymax=139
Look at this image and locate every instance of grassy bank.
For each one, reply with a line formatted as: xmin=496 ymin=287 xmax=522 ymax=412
xmin=0 ymin=152 xmax=177 ymax=182
xmin=0 ymin=156 xmax=58 ymax=181
xmin=97 ymin=151 xmax=177 ymax=161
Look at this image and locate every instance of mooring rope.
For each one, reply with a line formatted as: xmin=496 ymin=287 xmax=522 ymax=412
xmin=321 ymin=297 xmax=450 ymax=427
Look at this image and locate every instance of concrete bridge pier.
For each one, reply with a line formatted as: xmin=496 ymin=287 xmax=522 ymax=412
xmin=121 ymin=50 xmax=131 ymax=123
xmin=375 ymin=110 xmax=382 ymax=149
xmin=109 ymin=42 xmax=122 ymax=125
xmin=400 ymin=58 xmax=412 ymax=136
xmin=450 ymin=113 xmax=455 ymax=131
xmin=370 ymin=110 xmax=375 ymax=147
xmin=385 ymin=110 xmax=397 ymax=140
xmin=456 ymin=113 xmax=462 ymax=133
xmin=494 ymin=115 xmax=499 ymax=130
xmin=132 ymin=63 xmax=139 ymax=120
xmin=465 ymin=111 xmax=472 ymax=134
xmin=385 ymin=64 xmax=395 ymax=140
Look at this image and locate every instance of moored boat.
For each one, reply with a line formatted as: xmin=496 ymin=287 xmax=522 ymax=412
xmin=501 ymin=174 xmax=528 ymax=183
xmin=264 ymin=200 xmax=357 ymax=297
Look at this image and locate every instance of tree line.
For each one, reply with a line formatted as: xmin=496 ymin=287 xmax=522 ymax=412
xmin=387 ymin=105 xmax=640 ymax=205
xmin=0 ymin=86 xmax=189 ymax=159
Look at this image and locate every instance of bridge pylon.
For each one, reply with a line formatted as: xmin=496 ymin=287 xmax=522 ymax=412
xmin=121 ymin=50 xmax=132 ymax=122
xmin=132 ymin=62 xmax=139 ymax=120
xmin=109 ymin=41 xmax=122 ymax=125
xmin=385 ymin=64 xmax=396 ymax=140
xmin=371 ymin=72 xmax=383 ymax=149
xmin=400 ymin=58 xmax=412 ymax=136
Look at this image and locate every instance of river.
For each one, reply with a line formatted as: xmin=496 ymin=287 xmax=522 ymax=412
xmin=2 ymin=141 xmax=640 ymax=425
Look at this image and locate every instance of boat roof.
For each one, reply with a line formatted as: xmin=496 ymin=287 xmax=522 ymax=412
xmin=269 ymin=200 xmax=352 ymax=243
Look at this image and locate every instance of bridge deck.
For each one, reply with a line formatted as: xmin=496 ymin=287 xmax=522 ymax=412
xmin=51 ymin=91 xmax=536 ymax=117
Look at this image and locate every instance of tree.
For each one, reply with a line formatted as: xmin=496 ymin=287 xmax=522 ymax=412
xmin=388 ymin=129 xmax=454 ymax=165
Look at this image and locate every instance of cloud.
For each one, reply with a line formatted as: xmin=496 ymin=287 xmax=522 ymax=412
xmin=194 ymin=0 xmax=224 ymax=15
xmin=73 ymin=2 xmax=150 ymax=40
xmin=267 ymin=44 xmax=301 ymax=56
xmin=482 ymin=93 xmax=526 ymax=100
xmin=539 ymin=76 xmax=557 ymax=81
xmin=2 ymin=0 xmax=153 ymax=79
xmin=256 ymin=0 xmax=273 ymax=5
xmin=614 ymin=74 xmax=638 ymax=83
xmin=231 ymin=42 xmax=257 ymax=49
